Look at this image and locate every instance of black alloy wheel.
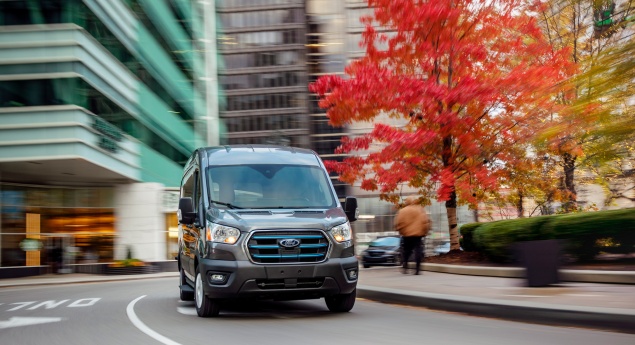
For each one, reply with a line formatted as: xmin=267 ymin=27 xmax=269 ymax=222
xmin=195 ymin=267 xmax=221 ymax=317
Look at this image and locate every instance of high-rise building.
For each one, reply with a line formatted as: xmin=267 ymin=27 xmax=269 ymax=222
xmin=217 ymin=0 xmax=310 ymax=148
xmin=0 ymin=0 xmax=210 ymax=268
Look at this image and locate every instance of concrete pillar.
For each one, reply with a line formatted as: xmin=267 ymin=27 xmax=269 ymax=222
xmin=114 ymin=183 xmax=166 ymax=261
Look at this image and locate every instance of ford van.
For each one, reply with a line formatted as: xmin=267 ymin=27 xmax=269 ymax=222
xmin=177 ymin=145 xmax=359 ymax=317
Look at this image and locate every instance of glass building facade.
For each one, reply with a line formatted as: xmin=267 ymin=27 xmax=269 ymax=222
xmin=306 ymin=0 xmax=348 ymax=198
xmin=0 ymin=0 xmax=211 ymax=267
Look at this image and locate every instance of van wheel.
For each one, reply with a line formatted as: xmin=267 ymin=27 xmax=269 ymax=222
xmin=179 ymin=266 xmax=194 ymax=301
xmin=195 ymin=268 xmax=220 ymax=317
xmin=325 ymin=288 xmax=356 ymax=313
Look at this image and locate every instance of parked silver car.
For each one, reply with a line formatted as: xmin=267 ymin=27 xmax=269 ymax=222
xmin=361 ymin=236 xmax=402 ymax=268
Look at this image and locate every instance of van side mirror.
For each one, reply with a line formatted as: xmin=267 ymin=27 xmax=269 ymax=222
xmin=344 ymin=196 xmax=359 ymax=222
xmin=177 ymin=197 xmax=196 ymax=224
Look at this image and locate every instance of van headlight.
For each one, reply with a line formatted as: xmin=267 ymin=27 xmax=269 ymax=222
xmin=206 ymin=222 xmax=240 ymax=244
xmin=330 ymin=222 xmax=352 ymax=243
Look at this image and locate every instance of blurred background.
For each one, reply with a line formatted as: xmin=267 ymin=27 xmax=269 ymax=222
xmin=0 ymin=0 xmax=633 ymax=271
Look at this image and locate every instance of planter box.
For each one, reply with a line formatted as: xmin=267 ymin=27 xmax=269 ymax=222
xmin=515 ymin=239 xmax=562 ymax=287
xmin=104 ymin=265 xmax=156 ymax=275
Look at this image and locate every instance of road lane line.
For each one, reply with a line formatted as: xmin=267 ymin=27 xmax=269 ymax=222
xmin=127 ymin=295 xmax=182 ymax=345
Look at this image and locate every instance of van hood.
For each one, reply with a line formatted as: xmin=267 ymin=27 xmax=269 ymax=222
xmin=207 ymin=207 xmax=348 ymax=232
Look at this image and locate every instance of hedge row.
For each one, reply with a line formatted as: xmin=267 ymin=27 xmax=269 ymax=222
xmin=459 ymin=208 xmax=635 ymax=262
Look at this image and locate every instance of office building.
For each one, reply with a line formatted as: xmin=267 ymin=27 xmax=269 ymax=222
xmin=0 ymin=0 xmax=210 ymax=267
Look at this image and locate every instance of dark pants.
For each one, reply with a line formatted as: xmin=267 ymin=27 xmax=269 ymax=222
xmin=402 ymin=236 xmax=424 ymax=273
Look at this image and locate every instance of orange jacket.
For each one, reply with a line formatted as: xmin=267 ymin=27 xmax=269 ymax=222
xmin=394 ymin=199 xmax=431 ymax=237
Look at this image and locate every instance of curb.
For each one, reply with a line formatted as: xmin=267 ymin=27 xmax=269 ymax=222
xmin=559 ymin=270 xmax=635 ymax=284
xmin=357 ymin=285 xmax=635 ymax=334
xmin=423 ymin=263 xmax=524 ymax=278
xmin=422 ymin=263 xmax=635 ymax=284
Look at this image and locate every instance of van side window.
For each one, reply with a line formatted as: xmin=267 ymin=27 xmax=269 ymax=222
xmin=181 ymin=171 xmax=195 ymax=200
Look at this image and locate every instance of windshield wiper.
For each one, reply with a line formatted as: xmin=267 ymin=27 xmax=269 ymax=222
xmin=210 ymin=199 xmax=243 ymax=209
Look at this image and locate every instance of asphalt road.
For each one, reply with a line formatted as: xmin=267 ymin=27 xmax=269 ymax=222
xmin=0 ymin=277 xmax=633 ymax=345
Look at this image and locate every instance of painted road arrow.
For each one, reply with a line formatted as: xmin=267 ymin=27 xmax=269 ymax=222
xmin=0 ymin=316 xmax=64 ymax=329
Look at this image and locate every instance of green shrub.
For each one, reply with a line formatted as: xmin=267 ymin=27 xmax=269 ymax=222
xmin=473 ymin=215 xmax=558 ymax=262
xmin=470 ymin=208 xmax=635 ymax=263
xmin=543 ymin=208 xmax=635 ymax=261
xmin=459 ymin=223 xmax=482 ymax=252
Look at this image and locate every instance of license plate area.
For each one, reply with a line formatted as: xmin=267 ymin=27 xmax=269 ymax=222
xmin=265 ymin=265 xmax=316 ymax=279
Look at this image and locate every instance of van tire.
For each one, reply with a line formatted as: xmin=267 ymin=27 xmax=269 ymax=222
xmin=325 ymin=288 xmax=356 ymax=312
xmin=195 ymin=268 xmax=220 ymax=317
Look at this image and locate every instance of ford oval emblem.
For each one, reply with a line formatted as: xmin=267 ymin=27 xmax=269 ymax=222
xmin=279 ymin=239 xmax=301 ymax=248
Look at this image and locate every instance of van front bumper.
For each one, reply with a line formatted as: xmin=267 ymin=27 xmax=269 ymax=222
xmin=198 ymin=256 xmax=359 ymax=300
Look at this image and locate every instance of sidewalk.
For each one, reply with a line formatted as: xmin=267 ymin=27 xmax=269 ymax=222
xmin=1 ymin=264 xmax=633 ymax=333
xmin=358 ymin=265 xmax=635 ymax=334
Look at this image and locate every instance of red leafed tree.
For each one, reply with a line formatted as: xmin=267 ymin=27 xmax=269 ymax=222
xmin=310 ymin=0 xmax=574 ymax=251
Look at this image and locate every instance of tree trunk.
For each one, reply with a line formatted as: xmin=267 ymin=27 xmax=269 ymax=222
xmin=446 ymin=191 xmax=460 ymax=251
xmin=562 ymin=152 xmax=577 ymax=212
xmin=441 ymin=134 xmax=460 ymax=251
xmin=517 ymin=192 xmax=524 ymax=218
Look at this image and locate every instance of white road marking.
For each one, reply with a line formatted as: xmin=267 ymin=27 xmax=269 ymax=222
xmin=5 ymin=298 xmax=101 ymax=311
xmin=0 ymin=316 xmax=64 ymax=329
xmin=7 ymin=302 xmax=36 ymax=311
xmin=126 ymin=295 xmax=182 ymax=345
xmin=28 ymin=300 xmax=69 ymax=310
xmin=67 ymin=298 xmax=101 ymax=307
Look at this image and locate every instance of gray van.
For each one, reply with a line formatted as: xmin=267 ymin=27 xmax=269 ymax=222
xmin=177 ymin=145 xmax=359 ymax=317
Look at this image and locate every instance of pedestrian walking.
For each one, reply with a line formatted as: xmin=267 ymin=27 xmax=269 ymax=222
xmin=394 ymin=196 xmax=431 ymax=275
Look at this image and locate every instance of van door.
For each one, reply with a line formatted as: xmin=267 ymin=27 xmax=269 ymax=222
xmin=180 ymin=168 xmax=197 ymax=278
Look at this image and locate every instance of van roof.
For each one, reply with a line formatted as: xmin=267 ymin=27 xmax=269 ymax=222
xmin=201 ymin=145 xmax=322 ymax=166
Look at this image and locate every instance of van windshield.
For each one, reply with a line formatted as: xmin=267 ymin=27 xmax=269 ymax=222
xmin=206 ymin=164 xmax=337 ymax=209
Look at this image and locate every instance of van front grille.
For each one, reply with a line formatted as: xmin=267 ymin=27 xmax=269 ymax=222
xmin=247 ymin=230 xmax=330 ymax=264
